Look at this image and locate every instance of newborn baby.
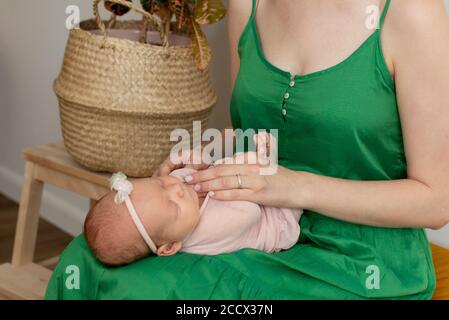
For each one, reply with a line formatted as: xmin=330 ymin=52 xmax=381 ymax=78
xmin=85 ymin=134 xmax=303 ymax=266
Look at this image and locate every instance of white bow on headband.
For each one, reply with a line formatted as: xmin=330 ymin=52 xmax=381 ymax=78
xmin=110 ymin=172 xmax=158 ymax=254
xmin=110 ymin=172 xmax=133 ymax=204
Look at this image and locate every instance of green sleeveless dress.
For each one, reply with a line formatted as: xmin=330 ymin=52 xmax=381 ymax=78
xmin=230 ymin=0 xmax=436 ymax=299
xmin=45 ymin=0 xmax=436 ymax=300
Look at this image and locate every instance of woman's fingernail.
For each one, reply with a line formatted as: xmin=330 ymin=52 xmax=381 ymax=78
xmin=194 ymin=184 xmax=201 ymax=191
xmin=184 ymin=175 xmax=193 ymax=183
xmin=210 ymin=191 xmax=215 ymax=197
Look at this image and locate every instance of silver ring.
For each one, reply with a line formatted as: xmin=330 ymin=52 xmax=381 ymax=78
xmin=237 ymin=174 xmax=243 ymax=189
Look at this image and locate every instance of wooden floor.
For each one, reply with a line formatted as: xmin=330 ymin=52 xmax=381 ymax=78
xmin=0 ymin=193 xmax=73 ymax=299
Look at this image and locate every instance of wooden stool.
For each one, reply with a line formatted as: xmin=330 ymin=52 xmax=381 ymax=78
xmin=0 ymin=143 xmax=448 ymax=300
xmin=431 ymin=244 xmax=449 ymax=300
xmin=0 ymin=143 xmax=110 ymax=299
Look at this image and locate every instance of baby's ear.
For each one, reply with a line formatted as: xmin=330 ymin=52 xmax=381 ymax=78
xmin=156 ymin=241 xmax=182 ymax=256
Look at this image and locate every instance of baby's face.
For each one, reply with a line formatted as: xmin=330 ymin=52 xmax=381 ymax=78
xmin=131 ymin=175 xmax=201 ymax=245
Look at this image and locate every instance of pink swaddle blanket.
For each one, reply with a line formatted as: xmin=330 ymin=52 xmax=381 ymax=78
xmin=169 ymin=165 xmax=303 ymax=255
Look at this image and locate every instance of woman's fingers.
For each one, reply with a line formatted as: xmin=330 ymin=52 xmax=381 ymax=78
xmin=210 ymin=188 xmax=254 ymax=201
xmin=185 ymin=162 xmax=210 ymax=171
xmin=153 ymin=148 xmax=210 ymax=177
xmin=185 ymin=164 xmax=259 ymax=185
xmin=153 ymin=157 xmax=185 ymax=177
xmin=190 ymin=168 xmax=264 ymax=193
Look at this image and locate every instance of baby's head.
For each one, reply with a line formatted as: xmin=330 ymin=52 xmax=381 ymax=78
xmin=84 ymin=174 xmax=200 ymax=266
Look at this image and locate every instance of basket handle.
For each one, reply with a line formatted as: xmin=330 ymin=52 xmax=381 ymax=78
xmin=93 ymin=0 xmax=169 ymax=48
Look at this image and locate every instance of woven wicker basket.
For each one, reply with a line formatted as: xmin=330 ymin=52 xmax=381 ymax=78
xmin=54 ymin=0 xmax=217 ymax=177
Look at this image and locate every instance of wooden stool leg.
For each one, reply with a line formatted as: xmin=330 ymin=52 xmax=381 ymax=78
xmin=12 ymin=162 xmax=44 ymax=267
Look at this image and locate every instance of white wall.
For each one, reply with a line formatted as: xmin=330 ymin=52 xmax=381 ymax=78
xmin=0 ymin=1 xmax=448 ymax=247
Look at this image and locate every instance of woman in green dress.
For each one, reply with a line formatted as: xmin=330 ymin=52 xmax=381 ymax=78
xmin=155 ymin=0 xmax=449 ymax=299
xmin=46 ymin=0 xmax=449 ymax=300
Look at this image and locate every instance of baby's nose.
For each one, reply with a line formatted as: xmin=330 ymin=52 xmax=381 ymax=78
xmin=168 ymin=182 xmax=184 ymax=197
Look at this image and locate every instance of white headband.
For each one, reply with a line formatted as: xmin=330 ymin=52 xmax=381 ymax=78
xmin=110 ymin=172 xmax=158 ymax=254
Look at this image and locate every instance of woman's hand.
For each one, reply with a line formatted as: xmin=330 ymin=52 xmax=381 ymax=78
xmin=184 ymin=156 xmax=309 ymax=209
xmin=152 ymin=148 xmax=212 ymax=198
xmin=152 ymin=148 xmax=209 ymax=177
xmin=153 ymin=128 xmax=235 ymax=178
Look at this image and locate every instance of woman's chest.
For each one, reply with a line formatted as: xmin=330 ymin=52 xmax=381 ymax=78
xmin=255 ymin=0 xmax=381 ymax=77
xmin=231 ymin=62 xmax=397 ymax=138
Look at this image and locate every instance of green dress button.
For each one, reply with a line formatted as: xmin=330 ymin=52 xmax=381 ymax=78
xmin=284 ymin=92 xmax=290 ymax=100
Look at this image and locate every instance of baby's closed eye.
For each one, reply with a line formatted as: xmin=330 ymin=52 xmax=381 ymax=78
xmin=170 ymin=200 xmax=180 ymax=219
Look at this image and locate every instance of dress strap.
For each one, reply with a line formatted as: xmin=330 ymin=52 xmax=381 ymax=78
xmin=379 ymin=0 xmax=391 ymax=29
xmin=251 ymin=0 xmax=260 ymax=20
